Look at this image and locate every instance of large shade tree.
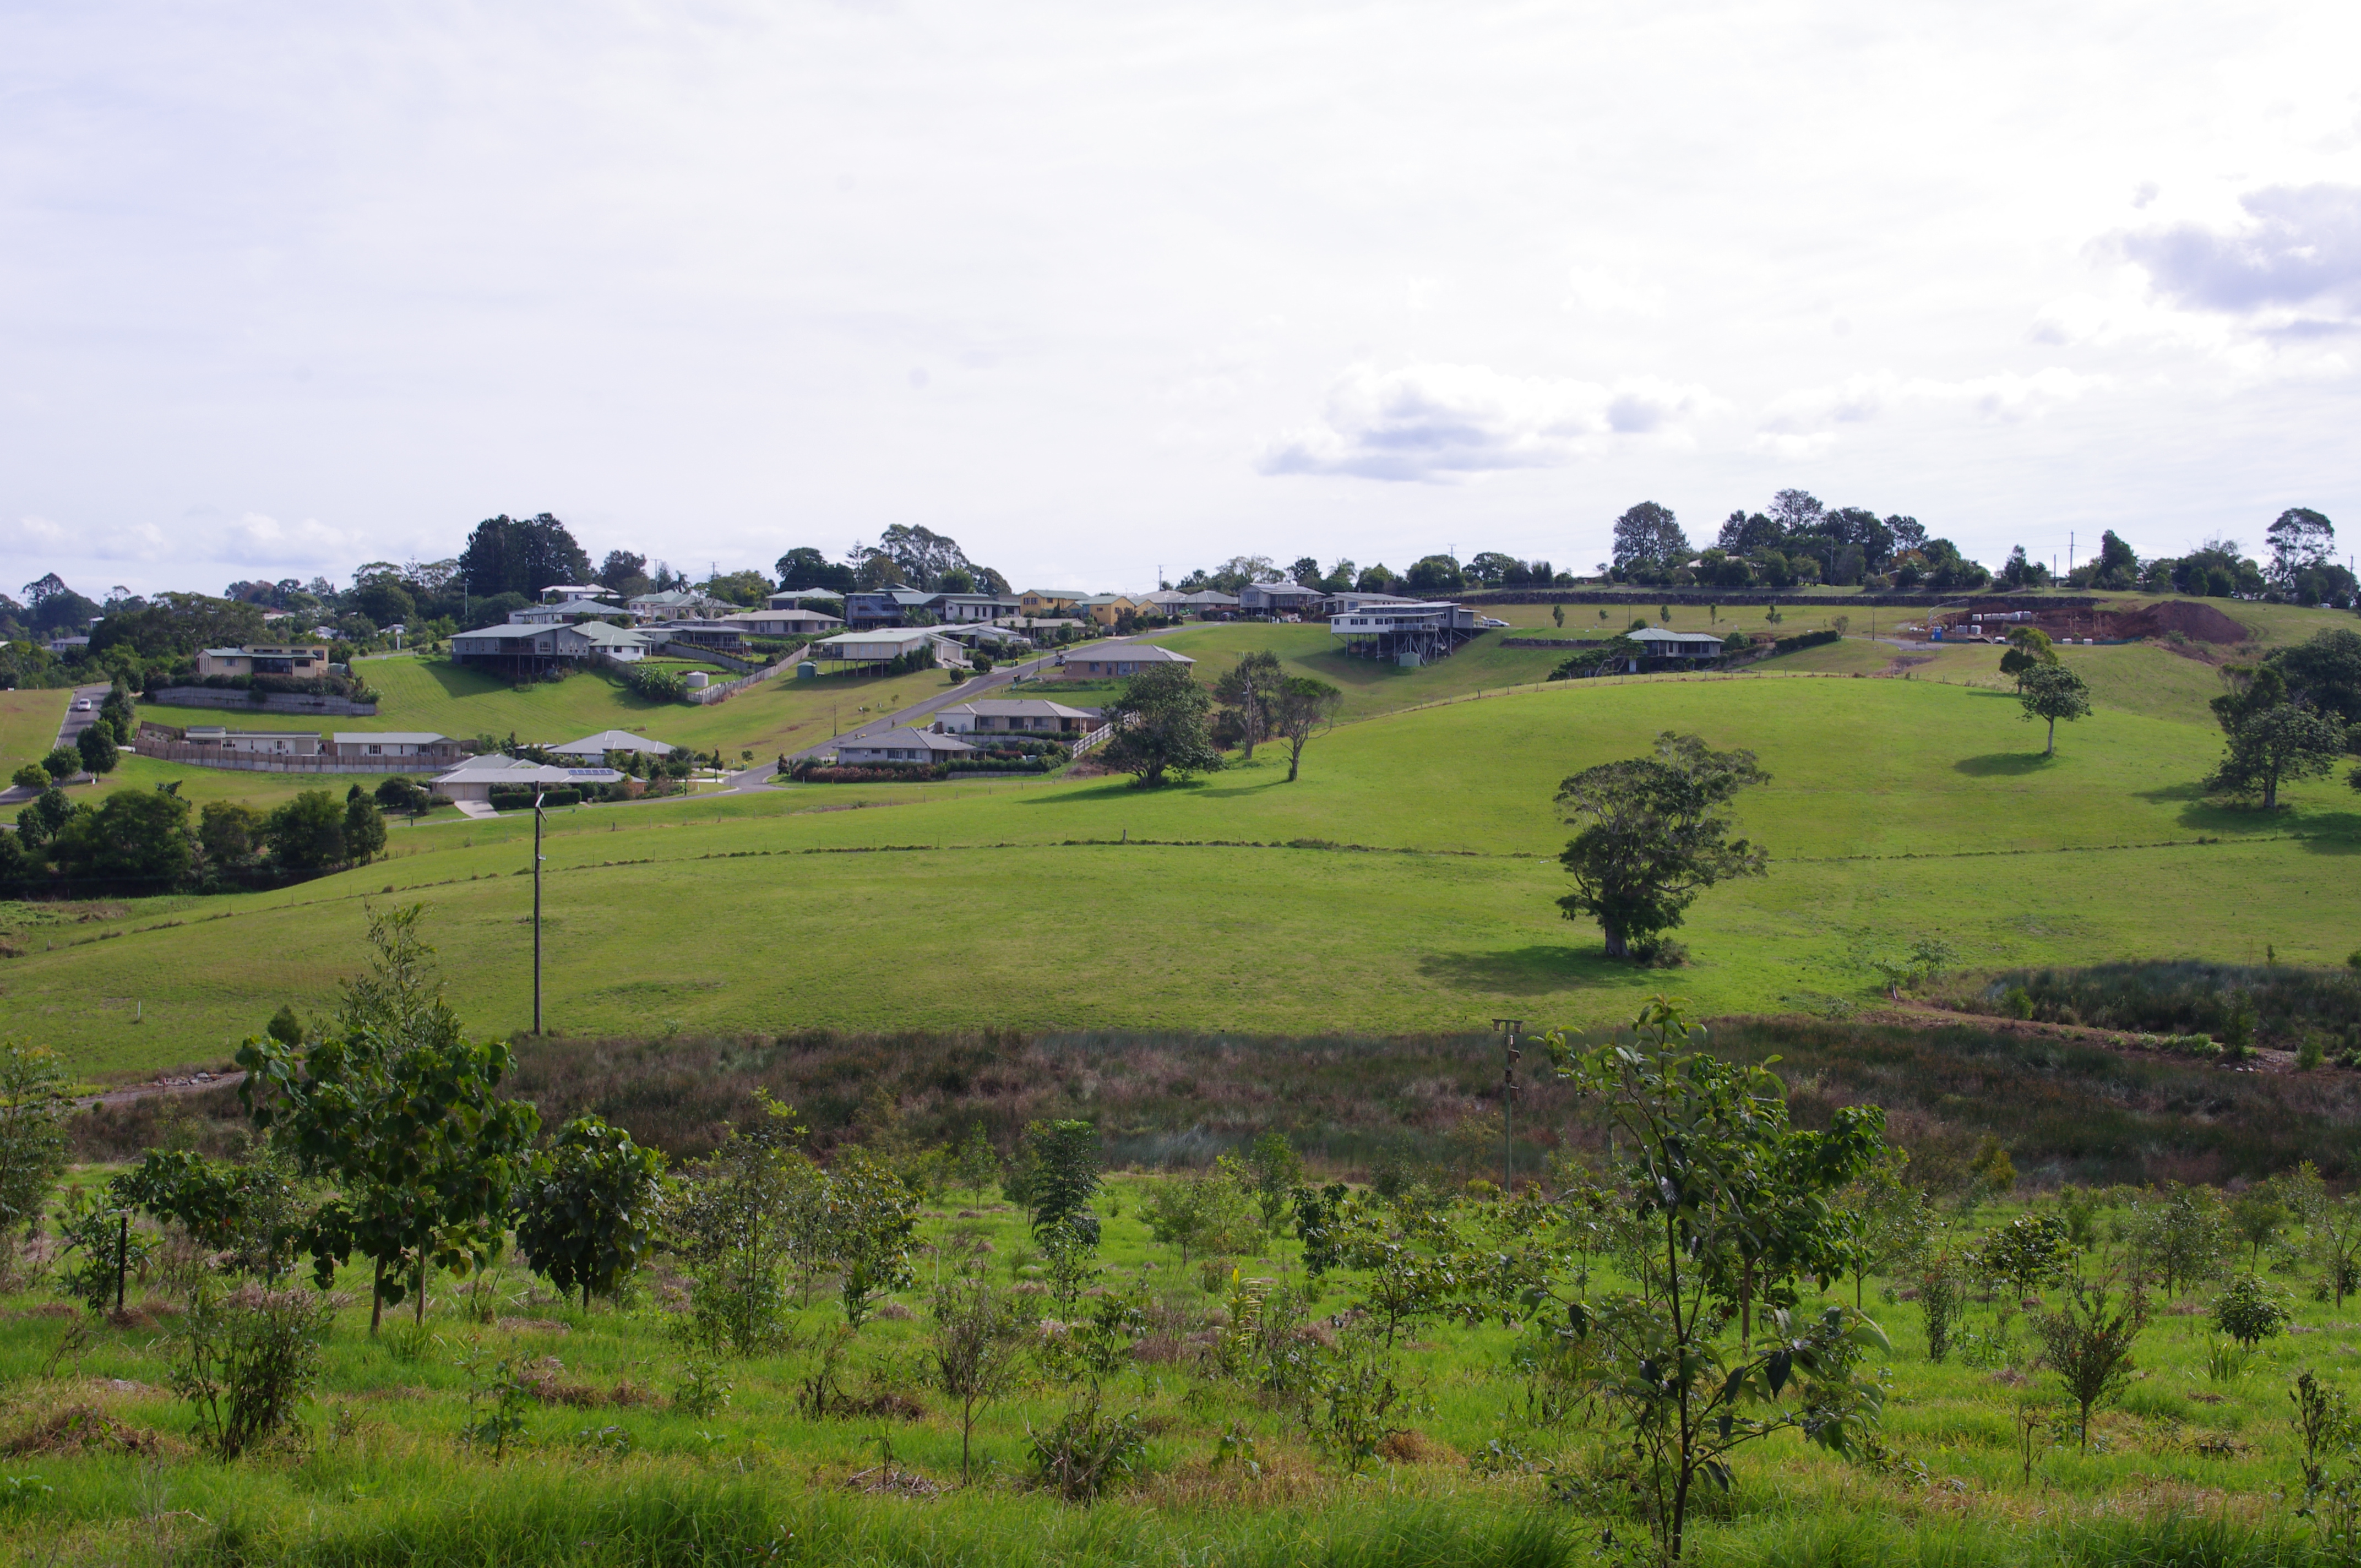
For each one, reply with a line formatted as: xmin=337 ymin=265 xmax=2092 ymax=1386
xmin=1102 ymin=664 xmax=1223 ymax=788
xmin=1553 ymin=732 xmax=1770 ymax=960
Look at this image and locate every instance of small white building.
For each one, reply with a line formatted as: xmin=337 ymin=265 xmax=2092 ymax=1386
xmin=811 ymin=628 xmax=962 ymax=668
xmin=331 ymin=732 xmax=458 ymax=763
xmin=1625 ymin=627 xmax=1725 ymax=665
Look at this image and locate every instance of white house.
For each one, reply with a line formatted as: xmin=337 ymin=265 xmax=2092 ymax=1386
xmin=431 ymin=754 xmax=622 ymax=804
xmin=330 ymin=732 xmax=457 ymax=763
xmin=627 ymin=589 xmax=736 ymax=622
xmin=811 ymin=628 xmax=963 ymax=668
xmin=721 ymin=607 xmax=844 ymax=638
xmin=1625 ymin=627 xmax=1725 ymax=666
xmin=508 ymin=599 xmax=622 ymax=624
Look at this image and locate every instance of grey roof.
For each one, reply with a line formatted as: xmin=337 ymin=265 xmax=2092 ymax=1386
xmin=331 ymin=732 xmax=447 ymax=745
xmin=435 ymin=756 xmax=622 ymax=784
xmin=454 ymin=623 xmax=554 ymax=641
xmin=1243 ymin=581 xmax=1324 ymax=598
xmin=550 ymin=729 xmax=678 ymax=756
xmin=840 ymin=726 xmax=975 ymax=754
xmin=767 ymin=588 xmax=846 ymax=605
xmin=1182 ymin=590 xmax=1240 ymax=605
xmin=566 ymin=620 xmax=652 ymax=645
xmin=1629 ymin=627 xmax=1722 ymax=646
xmin=1064 ymin=644 xmax=1196 ymax=666
xmin=951 ymin=699 xmax=1101 ymax=720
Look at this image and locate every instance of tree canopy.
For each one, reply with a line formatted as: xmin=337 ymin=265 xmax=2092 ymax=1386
xmin=2016 ymin=663 xmax=2091 ymax=757
xmin=457 ymin=514 xmax=593 ymax=598
xmin=1102 ymin=665 xmax=1223 ymax=788
xmin=1554 ymin=732 xmax=1770 ymax=960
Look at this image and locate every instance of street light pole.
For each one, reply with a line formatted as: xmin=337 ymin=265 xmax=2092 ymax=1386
xmin=532 ymin=790 xmax=545 ymax=1035
xmin=1490 ymin=1018 xmax=1525 ymax=1195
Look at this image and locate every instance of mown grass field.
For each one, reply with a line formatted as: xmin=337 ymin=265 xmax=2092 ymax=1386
xmin=0 ymin=688 xmax=71 ymax=771
xmin=10 ymin=665 xmax=2361 ymax=1079
xmin=0 ymin=1172 xmax=2351 ymax=1568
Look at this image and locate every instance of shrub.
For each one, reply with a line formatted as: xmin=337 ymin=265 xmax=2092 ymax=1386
xmin=1772 ymin=628 xmax=1842 ymax=656
xmin=1028 ymin=1398 xmax=1147 ymax=1502
xmin=9 ymin=763 xmax=46 ymax=792
xmin=2213 ymin=1272 xmax=2292 ymax=1348
xmin=2033 ymin=1276 xmax=2142 ymax=1451
xmin=489 ymin=787 xmax=581 ymax=810
xmin=171 ymin=1283 xmax=339 ymax=1456
xmin=40 ymin=747 xmax=78 ymax=783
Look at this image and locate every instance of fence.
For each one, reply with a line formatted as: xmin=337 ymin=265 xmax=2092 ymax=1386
xmin=687 ymin=652 xmax=803 ymax=706
xmin=130 ymin=740 xmax=446 ymax=775
xmin=1070 ymin=722 xmax=1114 ymax=756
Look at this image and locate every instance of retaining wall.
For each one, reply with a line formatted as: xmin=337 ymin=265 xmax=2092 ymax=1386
xmin=148 ymin=687 xmax=379 ymax=716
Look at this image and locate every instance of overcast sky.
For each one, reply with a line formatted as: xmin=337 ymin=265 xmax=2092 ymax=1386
xmin=4 ymin=0 xmax=2358 ymax=600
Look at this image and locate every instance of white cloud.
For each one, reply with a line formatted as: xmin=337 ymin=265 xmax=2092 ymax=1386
xmin=1754 ymin=368 xmax=2108 ymax=454
xmin=2115 ymin=183 xmax=2361 ymax=322
xmin=1260 ymin=363 xmax=1717 ymax=482
xmin=3 ymin=511 xmax=360 ymax=585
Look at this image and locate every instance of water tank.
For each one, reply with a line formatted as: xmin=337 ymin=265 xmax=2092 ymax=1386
xmin=686 ymin=671 xmax=710 ymax=689
xmin=796 ymin=661 xmax=818 ymax=679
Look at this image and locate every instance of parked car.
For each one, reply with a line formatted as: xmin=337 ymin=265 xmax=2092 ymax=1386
xmin=70 ymin=698 xmax=93 ymax=711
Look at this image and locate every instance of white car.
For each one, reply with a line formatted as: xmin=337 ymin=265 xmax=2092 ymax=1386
xmin=70 ymin=698 xmax=93 ymax=712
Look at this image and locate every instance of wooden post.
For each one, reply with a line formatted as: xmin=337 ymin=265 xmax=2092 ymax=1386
xmin=533 ymin=791 xmax=545 ymax=1035
xmin=116 ymin=1212 xmax=128 ymax=1313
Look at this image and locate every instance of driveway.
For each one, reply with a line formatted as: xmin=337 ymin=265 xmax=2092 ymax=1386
xmin=720 ymin=634 xmax=1154 ymax=791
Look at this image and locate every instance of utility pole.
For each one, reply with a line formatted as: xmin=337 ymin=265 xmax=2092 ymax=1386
xmin=1491 ymin=1018 xmax=1525 ymax=1194
xmin=2068 ymin=532 xmax=2075 ymax=579
xmin=532 ymin=790 xmax=546 ymax=1035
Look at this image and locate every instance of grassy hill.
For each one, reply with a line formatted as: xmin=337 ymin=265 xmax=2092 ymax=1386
xmin=10 ymin=665 xmax=2359 ymax=1079
xmin=0 ymin=688 xmax=71 ymax=772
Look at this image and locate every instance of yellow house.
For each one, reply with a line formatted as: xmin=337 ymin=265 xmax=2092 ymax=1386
xmin=1020 ymin=589 xmax=1089 ymax=617
xmin=1080 ymin=594 xmax=1146 ymax=628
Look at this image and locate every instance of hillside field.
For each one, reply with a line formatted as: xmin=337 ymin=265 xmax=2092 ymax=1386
xmin=8 ymin=664 xmax=2361 ymax=1080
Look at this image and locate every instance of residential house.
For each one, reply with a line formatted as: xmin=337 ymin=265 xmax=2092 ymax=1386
xmin=766 ymin=588 xmax=847 ymax=609
xmin=1079 ymin=594 xmax=1145 ymax=628
xmin=548 ymin=729 xmax=679 ymax=760
xmin=179 ymin=727 xmax=323 ymax=757
xmin=627 ymin=589 xmax=736 ymax=622
xmin=810 ymin=628 xmax=960 ymax=668
xmin=1019 ymin=590 xmax=1090 ymax=617
xmin=659 ymin=620 xmax=748 ymax=654
xmin=1181 ymin=589 xmax=1241 ymax=617
xmin=1328 ymin=601 xmax=1479 ymax=666
xmin=450 ymin=620 xmax=651 ymax=667
xmin=1238 ymin=582 xmax=1326 ymax=617
xmin=835 ymin=727 xmax=976 ymax=766
xmin=842 ymin=589 xmax=1020 ymax=628
xmin=564 ymin=621 xmax=653 ymax=662
xmin=1134 ymin=590 xmax=1190 ymax=619
xmin=430 ymin=754 xmax=623 ymax=804
xmin=722 ymin=607 xmax=844 ymax=637
xmin=508 ymin=598 xmax=622 ymax=624
xmin=331 ymin=732 xmax=459 ymax=764
xmin=1625 ymin=627 xmax=1725 ymax=667
xmin=1049 ymin=644 xmax=1198 ymax=679
xmin=1321 ymin=590 xmax=1420 ymax=616
xmin=538 ymin=584 xmax=613 ymax=604
xmin=195 ymin=644 xmax=332 ymax=678
xmin=932 ymin=699 xmax=1103 ymax=737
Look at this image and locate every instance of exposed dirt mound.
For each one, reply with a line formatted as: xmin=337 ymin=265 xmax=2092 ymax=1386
xmin=2110 ymin=601 xmax=2250 ymax=643
xmin=3 ymin=1404 xmax=162 ymax=1457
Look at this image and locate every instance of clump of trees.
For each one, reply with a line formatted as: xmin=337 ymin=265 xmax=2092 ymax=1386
xmin=1102 ymin=664 xmax=1223 ymax=788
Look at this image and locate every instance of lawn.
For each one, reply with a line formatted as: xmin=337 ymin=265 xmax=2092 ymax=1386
xmin=0 ymin=687 xmax=70 ymax=772
xmin=12 ymin=672 xmax=2359 ymax=1077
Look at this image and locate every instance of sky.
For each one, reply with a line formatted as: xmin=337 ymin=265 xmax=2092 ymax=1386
xmin=3 ymin=0 xmax=2359 ymax=601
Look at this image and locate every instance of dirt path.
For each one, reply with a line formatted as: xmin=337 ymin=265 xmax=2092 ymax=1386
xmin=77 ymin=1070 xmax=246 ymax=1112
xmin=1849 ymin=1001 xmax=2295 ymax=1073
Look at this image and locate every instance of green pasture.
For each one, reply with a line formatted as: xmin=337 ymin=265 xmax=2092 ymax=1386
xmin=0 ymin=688 xmax=70 ymax=770
xmin=0 ymin=1180 xmax=2349 ymax=1567
xmin=10 ymin=672 xmax=2360 ymax=1076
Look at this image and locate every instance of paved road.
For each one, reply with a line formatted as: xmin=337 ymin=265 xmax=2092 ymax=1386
xmin=719 ymin=635 xmax=1150 ymax=792
xmin=0 ymin=681 xmax=111 ymax=806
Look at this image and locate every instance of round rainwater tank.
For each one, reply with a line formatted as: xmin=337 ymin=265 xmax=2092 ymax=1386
xmin=686 ymin=671 xmax=710 ymax=689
